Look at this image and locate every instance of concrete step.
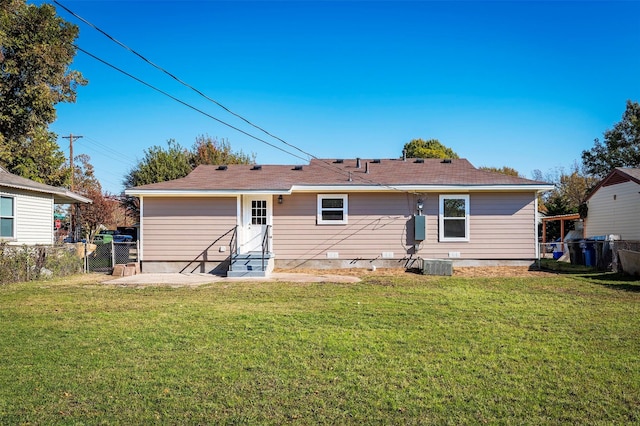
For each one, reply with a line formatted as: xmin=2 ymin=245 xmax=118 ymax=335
xmin=228 ymin=252 xmax=274 ymax=277
xmin=226 ymin=270 xmax=269 ymax=278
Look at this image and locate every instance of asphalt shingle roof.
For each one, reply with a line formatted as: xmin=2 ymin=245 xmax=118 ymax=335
xmin=0 ymin=167 xmax=91 ymax=204
xmin=130 ymin=158 xmax=550 ymax=192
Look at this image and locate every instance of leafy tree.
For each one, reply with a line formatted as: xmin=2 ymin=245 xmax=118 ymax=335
xmin=403 ymin=138 xmax=460 ymax=159
xmin=8 ymin=127 xmax=69 ymax=186
xmin=0 ymin=0 xmax=86 ymax=183
xmin=479 ymin=166 xmax=522 ymax=177
xmin=192 ymin=135 xmax=254 ymax=166
xmin=537 ymin=163 xmax=599 ymax=240
xmin=72 ymin=154 xmax=119 ymax=241
xmin=581 ymin=100 xmax=640 ymax=178
xmin=124 ymin=140 xmax=193 ymax=189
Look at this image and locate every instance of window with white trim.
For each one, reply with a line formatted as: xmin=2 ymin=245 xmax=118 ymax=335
xmin=317 ymin=194 xmax=348 ymax=225
xmin=439 ymin=194 xmax=469 ymax=241
xmin=0 ymin=195 xmax=15 ymax=238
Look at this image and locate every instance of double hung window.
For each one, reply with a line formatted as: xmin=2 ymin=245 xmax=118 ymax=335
xmin=439 ymin=195 xmax=469 ymax=241
xmin=0 ymin=196 xmax=15 ymax=238
xmin=317 ymin=194 xmax=348 ymax=225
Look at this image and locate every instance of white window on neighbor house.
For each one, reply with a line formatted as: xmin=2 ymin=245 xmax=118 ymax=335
xmin=439 ymin=194 xmax=469 ymax=242
xmin=0 ymin=195 xmax=15 ymax=239
xmin=317 ymin=194 xmax=348 ymax=225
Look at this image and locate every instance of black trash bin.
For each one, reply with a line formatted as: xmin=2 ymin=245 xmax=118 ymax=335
xmin=568 ymin=241 xmax=584 ymax=265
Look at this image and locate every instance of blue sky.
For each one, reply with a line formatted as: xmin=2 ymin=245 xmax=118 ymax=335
xmin=39 ymin=0 xmax=640 ymax=194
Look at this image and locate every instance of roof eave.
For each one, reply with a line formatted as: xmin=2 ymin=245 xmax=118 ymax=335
xmin=1 ymin=182 xmax=92 ymax=204
xmin=125 ymin=184 xmax=555 ymax=197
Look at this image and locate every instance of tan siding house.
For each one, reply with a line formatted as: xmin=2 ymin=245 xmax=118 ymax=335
xmin=0 ymin=167 xmax=91 ymax=245
xmin=141 ymin=197 xmax=237 ymax=272
xmin=126 ymin=158 xmax=552 ymax=275
xmin=585 ymin=168 xmax=640 ymax=240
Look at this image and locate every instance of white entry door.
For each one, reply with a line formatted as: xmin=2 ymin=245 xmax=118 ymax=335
xmin=241 ymin=195 xmax=271 ymax=253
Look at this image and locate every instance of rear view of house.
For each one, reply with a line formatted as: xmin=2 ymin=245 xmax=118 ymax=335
xmin=125 ymin=158 xmax=552 ymax=276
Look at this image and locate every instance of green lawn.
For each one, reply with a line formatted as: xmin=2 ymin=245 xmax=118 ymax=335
xmin=1 ymin=272 xmax=639 ymax=424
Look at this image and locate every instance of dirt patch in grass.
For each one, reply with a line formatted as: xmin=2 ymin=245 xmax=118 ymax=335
xmin=275 ymin=266 xmax=554 ymax=278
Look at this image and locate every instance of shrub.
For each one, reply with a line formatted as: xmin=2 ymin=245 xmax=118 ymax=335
xmin=0 ymin=244 xmax=82 ymax=284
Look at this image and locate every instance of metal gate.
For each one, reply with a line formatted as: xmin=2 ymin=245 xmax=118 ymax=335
xmin=84 ymin=241 xmax=139 ymax=273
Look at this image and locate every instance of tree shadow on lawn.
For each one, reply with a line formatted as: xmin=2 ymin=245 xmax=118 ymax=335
xmin=576 ymin=272 xmax=640 ymax=292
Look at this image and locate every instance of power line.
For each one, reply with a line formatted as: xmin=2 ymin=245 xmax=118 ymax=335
xmin=54 ymin=1 xmax=417 ymax=193
xmin=52 ymin=0 xmax=410 ymax=192
xmin=76 ymin=46 xmax=411 ymax=192
xmin=53 ymin=0 xmax=320 ymax=162
xmin=75 ymin=46 xmax=312 ymax=164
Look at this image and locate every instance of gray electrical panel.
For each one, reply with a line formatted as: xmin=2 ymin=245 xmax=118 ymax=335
xmin=414 ymin=215 xmax=426 ymax=241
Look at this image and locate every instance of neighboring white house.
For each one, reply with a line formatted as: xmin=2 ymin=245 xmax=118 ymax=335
xmin=585 ymin=168 xmax=640 ymax=240
xmin=0 ymin=166 xmax=92 ymax=245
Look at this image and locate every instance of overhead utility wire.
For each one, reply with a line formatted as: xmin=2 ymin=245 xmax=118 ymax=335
xmin=56 ymin=2 xmax=422 ymax=195
xmin=74 ymin=46 xmax=310 ymax=164
xmin=53 ymin=0 xmax=315 ymax=161
xmin=74 ymin=46 xmax=370 ymax=185
xmin=53 ymin=0 xmax=410 ymax=192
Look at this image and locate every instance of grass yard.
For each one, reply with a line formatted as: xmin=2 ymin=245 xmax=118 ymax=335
xmin=1 ymin=271 xmax=639 ymax=424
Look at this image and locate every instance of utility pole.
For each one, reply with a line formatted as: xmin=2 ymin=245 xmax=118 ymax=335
xmin=62 ymin=134 xmax=83 ymax=242
xmin=62 ymin=134 xmax=83 ymax=191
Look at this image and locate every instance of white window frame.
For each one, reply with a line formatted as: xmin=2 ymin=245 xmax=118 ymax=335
xmin=317 ymin=194 xmax=348 ymax=225
xmin=0 ymin=195 xmax=16 ymax=240
xmin=439 ymin=194 xmax=469 ymax=242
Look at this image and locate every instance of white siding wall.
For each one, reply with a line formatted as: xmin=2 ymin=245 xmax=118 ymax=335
xmin=586 ymin=181 xmax=640 ymax=240
xmin=1 ymin=188 xmax=54 ymax=245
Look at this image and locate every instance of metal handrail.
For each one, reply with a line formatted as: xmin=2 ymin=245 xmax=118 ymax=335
xmin=178 ymin=225 xmax=237 ymax=274
xmin=230 ymin=225 xmax=238 ymax=254
xmin=261 ymin=225 xmax=272 ymax=271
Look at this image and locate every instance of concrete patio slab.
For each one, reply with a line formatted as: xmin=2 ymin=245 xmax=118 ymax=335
xmin=102 ymin=272 xmax=361 ymax=286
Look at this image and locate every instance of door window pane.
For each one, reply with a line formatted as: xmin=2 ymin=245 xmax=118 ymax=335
xmin=251 ymin=200 xmax=267 ymax=225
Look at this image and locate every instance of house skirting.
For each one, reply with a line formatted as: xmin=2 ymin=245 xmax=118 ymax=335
xmin=140 ymin=258 xmax=536 ymax=273
xmin=141 ymin=260 xmax=229 ymax=274
xmin=274 ymin=258 xmax=536 ymax=270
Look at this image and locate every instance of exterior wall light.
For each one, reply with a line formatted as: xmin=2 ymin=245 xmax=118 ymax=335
xmin=417 ymin=199 xmax=424 ymax=213
xmin=278 ymin=195 xmax=283 ymax=204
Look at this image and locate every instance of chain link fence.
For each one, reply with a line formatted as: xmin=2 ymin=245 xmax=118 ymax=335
xmin=83 ymin=241 xmax=139 ymax=274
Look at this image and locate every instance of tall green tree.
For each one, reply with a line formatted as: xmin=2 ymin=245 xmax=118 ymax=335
xmin=192 ymin=135 xmax=254 ymax=166
xmin=0 ymin=0 xmax=86 ymax=183
xmin=72 ymin=154 xmax=118 ymax=241
xmin=581 ymin=100 xmax=640 ymax=178
xmin=479 ymin=166 xmax=522 ymax=177
xmin=402 ymin=138 xmax=460 ymax=159
xmin=8 ymin=127 xmax=69 ymax=186
xmin=123 ymin=140 xmax=192 ymax=189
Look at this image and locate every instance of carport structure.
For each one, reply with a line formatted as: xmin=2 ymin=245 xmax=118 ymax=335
xmin=541 ymin=213 xmax=583 ymax=243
